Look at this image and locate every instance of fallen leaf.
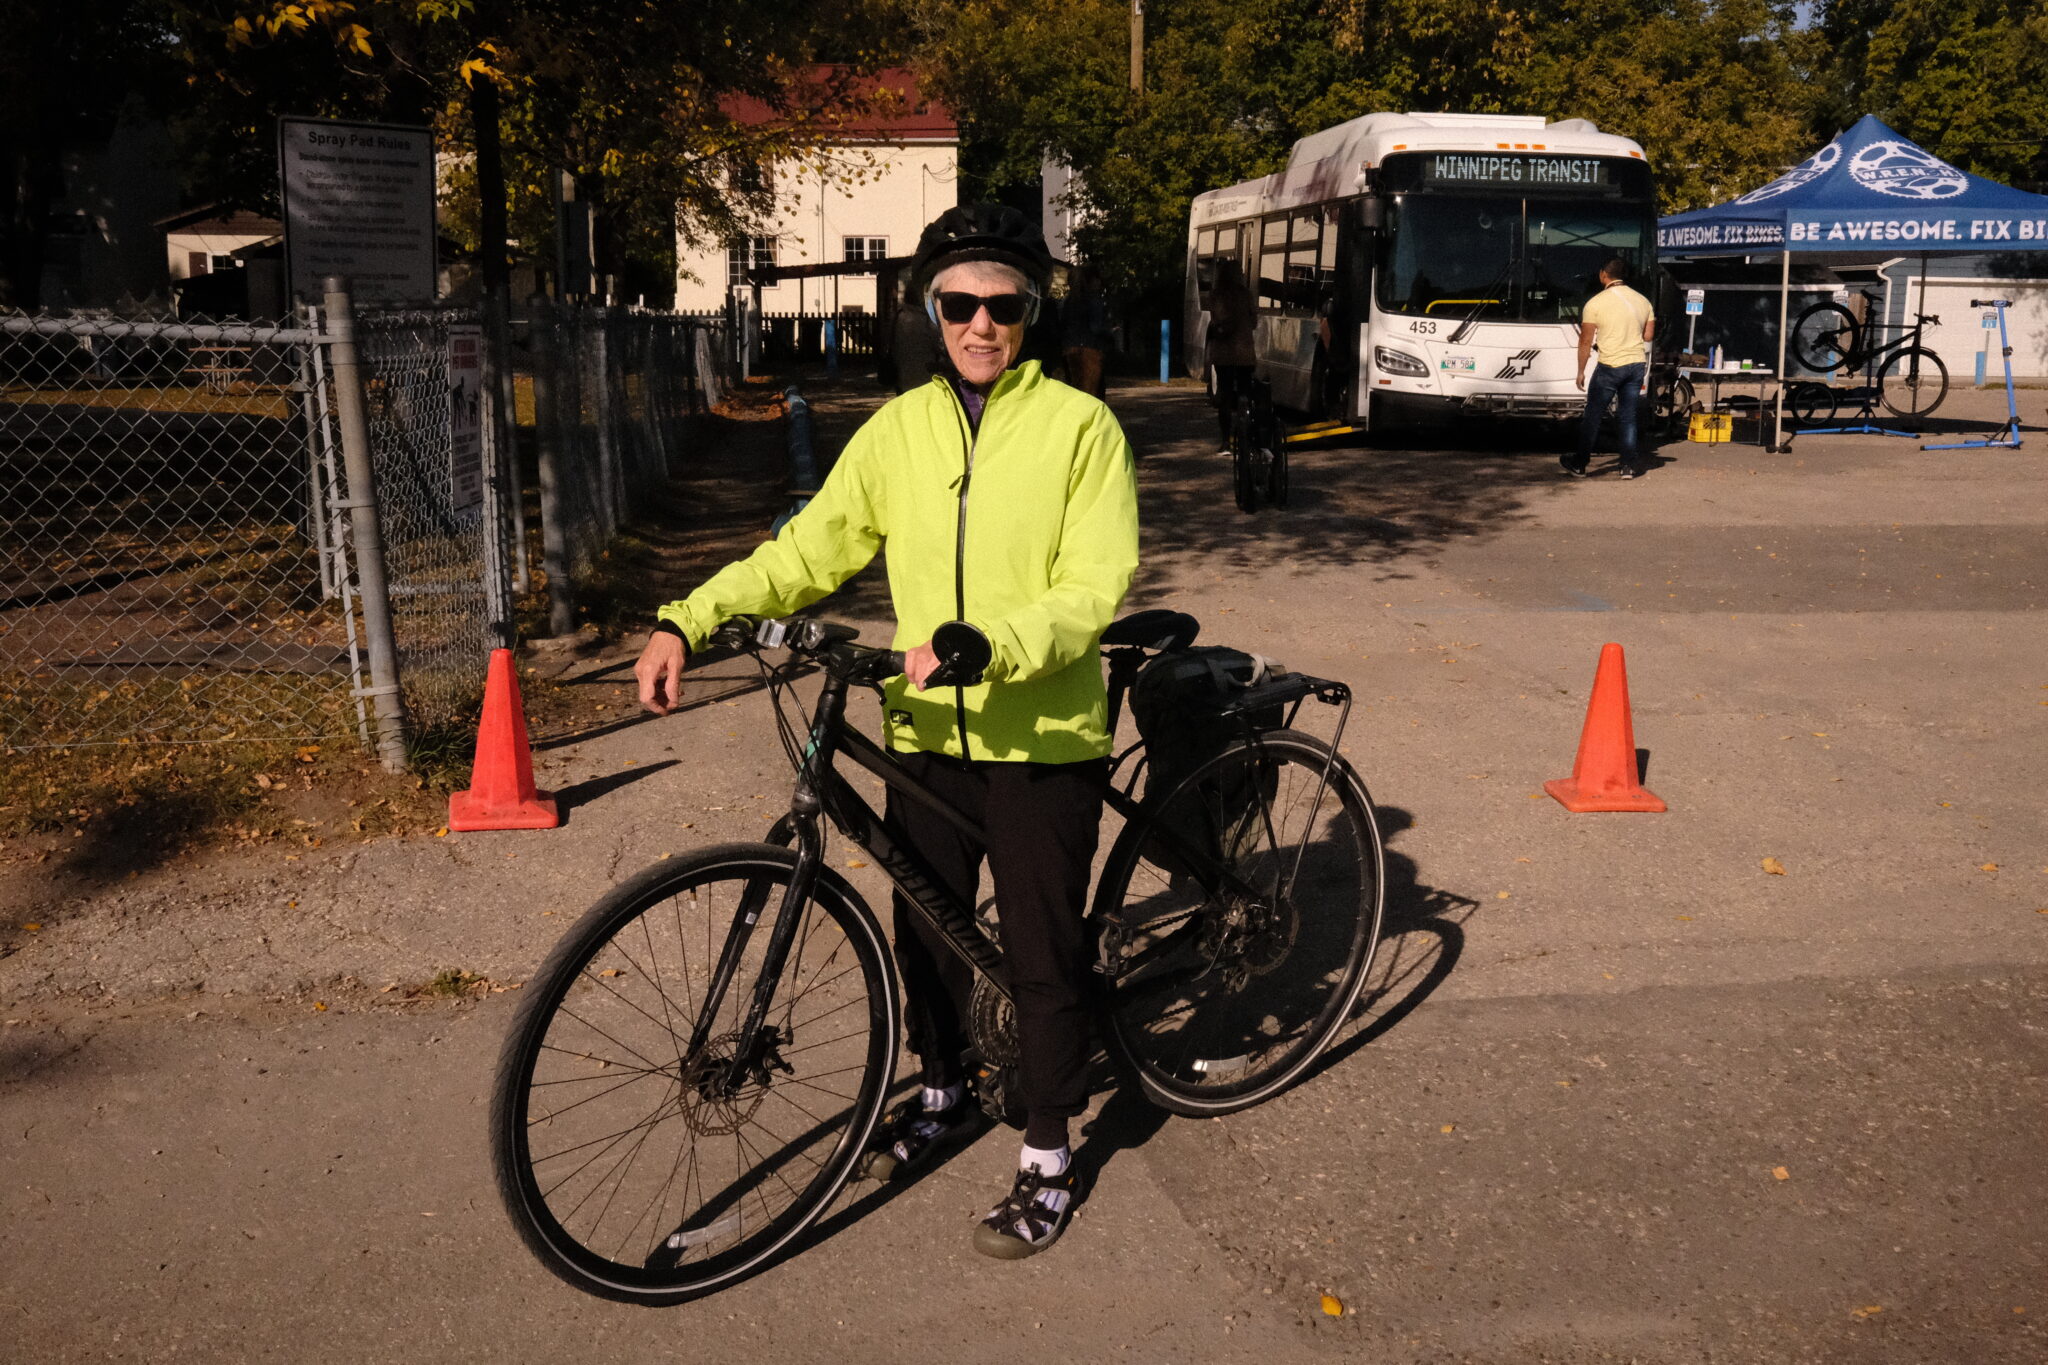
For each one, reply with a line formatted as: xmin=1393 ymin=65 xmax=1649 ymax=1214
xmin=1980 ymin=863 xmax=1998 ymax=872
xmin=1675 ymin=914 xmax=1694 ymax=922
xmin=1496 ymin=891 xmax=1510 ymax=900
xmin=1938 ymin=801 xmax=1953 ymax=808
xmin=846 ymin=860 xmax=868 ymax=869
xmin=1602 ymin=972 xmax=1615 ymax=980
xmin=599 ymin=968 xmax=623 ymax=978
xmin=1761 ymin=857 xmax=1787 ymax=876
xmin=1440 ymin=1123 xmax=1455 ymax=1133
xmin=435 ymin=826 xmax=450 ymax=839
xmin=1772 ymin=1166 xmax=1790 ymax=1181
xmin=1851 ymin=1305 xmax=1884 ymax=1319
xmin=313 ymin=1002 xmax=327 ymax=1012
xmin=23 ymin=923 xmax=41 ymax=931
xmin=1811 ymin=732 xmax=1828 ymax=738
xmin=1320 ymin=1293 xmax=1344 ymax=1317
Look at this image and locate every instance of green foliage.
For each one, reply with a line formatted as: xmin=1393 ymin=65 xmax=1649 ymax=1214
xmin=1819 ymin=0 xmax=2048 ymax=188
xmin=905 ymin=0 xmax=2044 ymax=304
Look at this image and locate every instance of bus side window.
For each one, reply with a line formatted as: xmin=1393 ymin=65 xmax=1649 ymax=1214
xmin=1259 ymin=215 xmax=1289 ymax=310
xmin=1284 ymin=212 xmax=1322 ymax=312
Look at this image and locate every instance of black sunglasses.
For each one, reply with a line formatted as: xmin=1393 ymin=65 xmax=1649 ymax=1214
xmin=934 ymin=290 xmax=1032 ymax=326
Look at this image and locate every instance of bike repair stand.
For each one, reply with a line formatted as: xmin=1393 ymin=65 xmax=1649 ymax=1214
xmin=1795 ymin=337 xmax=1921 ymax=439
xmin=1923 ymin=299 xmax=2024 ymax=451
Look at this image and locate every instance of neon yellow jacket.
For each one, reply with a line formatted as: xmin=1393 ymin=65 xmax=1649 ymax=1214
xmin=657 ymin=361 xmax=1138 ymax=763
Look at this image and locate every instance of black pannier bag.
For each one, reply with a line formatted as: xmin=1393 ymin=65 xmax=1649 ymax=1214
xmin=1127 ymin=646 xmax=1285 ymax=879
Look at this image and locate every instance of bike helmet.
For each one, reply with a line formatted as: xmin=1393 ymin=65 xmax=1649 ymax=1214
xmin=910 ymin=203 xmax=1055 ymax=325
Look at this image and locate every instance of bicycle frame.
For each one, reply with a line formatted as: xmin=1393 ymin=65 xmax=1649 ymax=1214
xmin=685 ymin=637 xmax=1355 ymax=1095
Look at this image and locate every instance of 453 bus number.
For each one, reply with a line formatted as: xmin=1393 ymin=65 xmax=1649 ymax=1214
xmin=1406 ymin=320 xmax=1439 ymax=335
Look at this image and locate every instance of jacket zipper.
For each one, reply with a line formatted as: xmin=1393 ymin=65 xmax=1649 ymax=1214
xmin=947 ymin=379 xmax=980 ymax=760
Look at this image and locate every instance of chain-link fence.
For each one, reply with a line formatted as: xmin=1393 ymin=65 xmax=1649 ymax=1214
xmin=2 ymin=294 xmax=728 ymax=759
xmin=0 ymin=312 xmax=350 ymax=749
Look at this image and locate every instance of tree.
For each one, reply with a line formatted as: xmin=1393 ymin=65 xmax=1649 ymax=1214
xmin=0 ymin=0 xmax=179 ymax=308
xmin=1816 ymin=0 xmax=2048 ymax=190
xmin=169 ymin=0 xmax=905 ymax=300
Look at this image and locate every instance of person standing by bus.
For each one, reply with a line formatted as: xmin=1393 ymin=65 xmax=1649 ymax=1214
xmin=1206 ymin=258 xmax=1257 ymax=451
xmin=1567 ymin=257 xmax=1655 ymax=479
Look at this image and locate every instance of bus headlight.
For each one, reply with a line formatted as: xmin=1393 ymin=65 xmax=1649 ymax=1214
xmin=1374 ymin=346 xmax=1428 ymax=377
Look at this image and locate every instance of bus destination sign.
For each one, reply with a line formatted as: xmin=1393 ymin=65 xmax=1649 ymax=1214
xmin=1422 ymin=154 xmax=1612 ymax=190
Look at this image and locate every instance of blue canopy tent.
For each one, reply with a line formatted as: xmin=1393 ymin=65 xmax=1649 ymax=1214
xmin=1658 ymin=114 xmax=2048 ymax=448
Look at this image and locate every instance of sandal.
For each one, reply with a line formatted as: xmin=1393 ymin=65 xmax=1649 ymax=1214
xmin=860 ymin=1092 xmax=978 ymax=1181
xmin=972 ymin=1163 xmax=1085 ymax=1260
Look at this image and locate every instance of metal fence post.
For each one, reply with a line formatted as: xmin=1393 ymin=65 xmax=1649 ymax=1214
xmin=530 ymin=297 xmax=577 ymax=636
xmin=592 ymin=312 xmax=619 ymax=536
xmin=321 ymin=276 xmax=411 ymax=772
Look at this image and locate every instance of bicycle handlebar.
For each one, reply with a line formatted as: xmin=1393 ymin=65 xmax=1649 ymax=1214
xmin=710 ymin=615 xmax=989 ymax=688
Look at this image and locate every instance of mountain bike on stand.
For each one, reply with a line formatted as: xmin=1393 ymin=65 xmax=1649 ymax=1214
xmin=1789 ymin=289 xmax=1949 ymax=420
xmin=489 ymin=609 xmax=1384 ymax=1304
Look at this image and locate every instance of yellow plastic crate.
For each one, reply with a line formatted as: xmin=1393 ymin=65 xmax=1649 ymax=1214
xmin=1688 ymin=412 xmax=1733 ymax=444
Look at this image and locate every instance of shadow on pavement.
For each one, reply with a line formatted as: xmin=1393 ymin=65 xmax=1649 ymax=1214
xmin=548 ymin=759 xmax=679 ymax=825
xmin=1301 ymin=803 xmax=1477 ymax=1087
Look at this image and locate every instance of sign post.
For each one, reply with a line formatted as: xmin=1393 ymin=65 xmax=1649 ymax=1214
xmin=279 ymin=117 xmax=437 ymax=306
xmin=1685 ymin=287 xmax=1704 ymax=354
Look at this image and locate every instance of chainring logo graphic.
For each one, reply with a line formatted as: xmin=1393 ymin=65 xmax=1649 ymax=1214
xmin=1848 ymin=141 xmax=1968 ymax=199
xmin=1734 ymin=141 xmax=1841 ymax=205
xmin=1495 ymin=349 xmax=1540 ymax=379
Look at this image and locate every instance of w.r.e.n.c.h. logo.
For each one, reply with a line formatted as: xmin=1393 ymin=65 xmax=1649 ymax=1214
xmin=1849 ymin=142 xmax=1968 ymax=200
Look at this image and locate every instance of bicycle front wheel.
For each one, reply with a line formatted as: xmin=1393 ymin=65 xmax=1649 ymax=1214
xmin=1791 ymin=302 xmax=1858 ymax=374
xmin=1878 ymin=346 xmax=1948 ymax=419
xmin=1095 ymin=730 xmax=1384 ymax=1115
xmin=490 ymin=844 xmax=896 ymax=1304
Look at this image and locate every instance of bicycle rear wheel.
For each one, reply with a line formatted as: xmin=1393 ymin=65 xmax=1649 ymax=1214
xmin=491 ymin=844 xmax=896 ymax=1304
xmin=1878 ymin=346 xmax=1948 ymax=419
xmin=1264 ymin=432 xmax=1290 ymax=508
xmin=1095 ymin=730 xmax=1384 ymax=1115
xmin=1791 ymin=302 xmax=1858 ymax=374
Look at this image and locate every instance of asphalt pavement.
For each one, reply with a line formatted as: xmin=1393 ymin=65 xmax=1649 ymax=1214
xmin=3 ymin=379 xmax=2043 ymax=1363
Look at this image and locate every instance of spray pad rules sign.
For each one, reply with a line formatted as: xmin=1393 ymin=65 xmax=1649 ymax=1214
xmin=447 ymin=325 xmax=484 ymax=512
xmin=280 ymin=117 xmax=435 ymax=304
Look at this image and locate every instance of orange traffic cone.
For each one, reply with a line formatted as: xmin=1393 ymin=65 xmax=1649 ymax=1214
xmin=1544 ymin=642 xmax=1667 ymax=813
xmin=448 ymin=648 xmax=560 ymax=831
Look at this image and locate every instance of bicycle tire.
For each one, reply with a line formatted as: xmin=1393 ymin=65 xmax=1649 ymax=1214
xmin=1094 ymin=729 xmax=1384 ymax=1116
xmin=1790 ymin=302 xmax=1859 ymax=374
xmin=1230 ymin=409 xmax=1260 ymax=513
xmin=491 ymin=844 xmax=896 ymax=1304
xmin=1878 ymin=346 xmax=1948 ymax=419
xmin=1265 ymin=435 xmax=1290 ymax=508
xmin=1653 ymin=376 xmax=1696 ymax=437
xmin=1787 ymin=382 xmax=1837 ymax=427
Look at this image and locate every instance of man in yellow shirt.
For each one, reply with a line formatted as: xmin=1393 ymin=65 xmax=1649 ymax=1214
xmin=1566 ymin=257 xmax=1656 ymax=479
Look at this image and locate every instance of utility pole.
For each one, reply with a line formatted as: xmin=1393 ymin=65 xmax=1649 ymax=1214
xmin=1130 ymin=0 xmax=1144 ymax=93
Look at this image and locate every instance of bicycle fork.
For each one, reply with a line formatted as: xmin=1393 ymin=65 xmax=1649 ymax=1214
xmin=682 ymin=685 xmax=847 ymax=1100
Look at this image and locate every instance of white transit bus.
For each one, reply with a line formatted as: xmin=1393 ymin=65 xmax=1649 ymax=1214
xmin=1185 ymin=111 xmax=1660 ymax=431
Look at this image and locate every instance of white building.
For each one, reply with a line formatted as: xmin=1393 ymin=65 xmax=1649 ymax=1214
xmin=674 ymin=70 xmax=957 ymax=315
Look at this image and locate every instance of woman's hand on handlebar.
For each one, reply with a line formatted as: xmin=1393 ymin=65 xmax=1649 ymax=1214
xmin=635 ymin=631 xmax=688 ymax=714
xmin=901 ymin=640 xmax=941 ymax=690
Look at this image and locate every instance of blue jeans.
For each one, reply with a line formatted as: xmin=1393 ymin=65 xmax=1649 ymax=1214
xmin=1578 ymin=361 xmax=1647 ymax=466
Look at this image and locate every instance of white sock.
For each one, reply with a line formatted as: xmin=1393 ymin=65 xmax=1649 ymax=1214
xmin=922 ymin=1083 xmax=964 ymax=1113
xmin=1019 ymin=1142 xmax=1070 ymax=1177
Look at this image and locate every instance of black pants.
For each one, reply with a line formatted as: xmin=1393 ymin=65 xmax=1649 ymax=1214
xmin=885 ymin=750 xmax=1105 ymax=1150
xmin=1213 ymin=364 xmax=1254 ymax=443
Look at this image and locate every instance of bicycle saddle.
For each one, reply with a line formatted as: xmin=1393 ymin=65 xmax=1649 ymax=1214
xmin=1103 ymin=609 xmax=1199 ymax=651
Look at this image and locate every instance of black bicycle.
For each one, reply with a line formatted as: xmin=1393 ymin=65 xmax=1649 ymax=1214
xmin=490 ymin=610 xmax=1384 ymax=1304
xmin=1229 ymin=378 xmax=1289 ymax=513
xmin=1789 ymin=290 xmax=1949 ymax=419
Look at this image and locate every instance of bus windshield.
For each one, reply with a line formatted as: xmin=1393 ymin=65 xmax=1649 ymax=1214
xmin=1379 ymin=196 xmax=1650 ymax=324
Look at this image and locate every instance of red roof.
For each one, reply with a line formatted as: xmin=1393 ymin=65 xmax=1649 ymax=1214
xmin=722 ymin=67 xmax=955 ymax=143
